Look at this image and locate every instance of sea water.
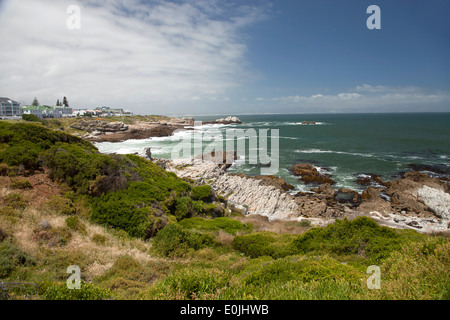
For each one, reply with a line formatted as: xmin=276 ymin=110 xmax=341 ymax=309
xmin=94 ymin=113 xmax=450 ymax=193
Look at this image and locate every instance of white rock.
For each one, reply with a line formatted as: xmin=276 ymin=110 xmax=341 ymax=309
xmin=417 ymin=186 xmax=450 ymax=220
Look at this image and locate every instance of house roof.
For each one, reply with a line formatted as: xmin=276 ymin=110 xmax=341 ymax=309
xmin=0 ymin=97 xmax=20 ymax=105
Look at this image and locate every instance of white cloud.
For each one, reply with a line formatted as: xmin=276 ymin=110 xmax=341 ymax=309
xmin=0 ymin=0 xmax=267 ymax=113
xmin=271 ymin=85 xmax=450 ymax=111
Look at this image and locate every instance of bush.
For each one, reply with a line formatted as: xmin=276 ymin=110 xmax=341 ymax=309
xmin=41 ymin=282 xmax=114 ymax=300
xmin=65 ymin=216 xmax=87 ymax=235
xmin=91 ymin=233 xmax=107 ymax=246
xmin=0 ymin=241 xmax=35 ymax=278
xmin=91 ymin=193 xmax=159 ymax=239
xmin=152 ymin=223 xmax=217 ymax=257
xmin=174 ymin=196 xmax=193 ymax=221
xmin=292 ymin=217 xmax=403 ymax=263
xmin=45 ymin=195 xmax=76 ymax=215
xmin=22 ymin=114 xmax=41 ymax=122
xmin=10 ymin=179 xmax=33 ymax=190
xmin=242 ymin=255 xmax=362 ymax=287
xmin=179 ymin=217 xmax=252 ymax=235
xmin=0 ymin=143 xmax=41 ymax=171
xmin=3 ymin=193 xmax=28 ymax=210
xmin=376 ymin=238 xmax=450 ymax=300
xmin=0 ymin=163 xmax=10 ymax=176
xmin=149 ymin=267 xmax=231 ymax=300
xmin=191 ymin=185 xmax=212 ymax=201
xmin=232 ymin=232 xmax=297 ymax=259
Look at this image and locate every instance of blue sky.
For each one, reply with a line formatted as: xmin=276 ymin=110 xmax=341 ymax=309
xmin=0 ymin=0 xmax=449 ymax=115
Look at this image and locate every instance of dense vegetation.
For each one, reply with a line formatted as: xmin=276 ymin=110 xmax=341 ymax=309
xmin=0 ymin=121 xmax=449 ymax=301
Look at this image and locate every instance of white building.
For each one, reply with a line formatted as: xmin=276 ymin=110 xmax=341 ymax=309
xmin=0 ymin=97 xmax=22 ymax=117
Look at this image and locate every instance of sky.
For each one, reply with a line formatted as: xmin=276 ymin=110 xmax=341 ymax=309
xmin=0 ymin=0 xmax=449 ymax=115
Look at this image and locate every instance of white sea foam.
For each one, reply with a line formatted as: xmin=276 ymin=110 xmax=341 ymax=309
xmin=295 ymin=149 xmax=376 ymax=158
xmin=285 ymin=122 xmax=329 ymax=126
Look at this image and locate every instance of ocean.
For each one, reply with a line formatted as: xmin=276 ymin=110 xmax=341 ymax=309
xmin=94 ymin=113 xmax=450 ymax=193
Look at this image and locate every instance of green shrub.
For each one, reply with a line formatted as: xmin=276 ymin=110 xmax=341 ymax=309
xmin=0 ymin=143 xmax=41 ymax=171
xmin=292 ymin=217 xmax=403 ymax=263
xmin=149 ymin=267 xmax=231 ymax=300
xmin=152 ymin=223 xmax=217 ymax=258
xmin=0 ymin=163 xmax=10 ymax=176
xmin=242 ymin=255 xmax=362 ymax=287
xmin=65 ymin=216 xmax=87 ymax=234
xmin=91 ymin=233 xmax=107 ymax=246
xmin=3 ymin=193 xmax=28 ymax=210
xmin=179 ymin=217 xmax=252 ymax=235
xmin=91 ymin=193 xmax=160 ymax=239
xmin=232 ymin=231 xmax=297 ymax=259
xmin=45 ymin=195 xmax=76 ymax=215
xmin=191 ymin=185 xmax=212 ymax=201
xmin=376 ymin=238 xmax=450 ymax=300
xmin=10 ymin=179 xmax=33 ymax=190
xmin=0 ymin=241 xmax=35 ymax=278
xmin=174 ymin=196 xmax=193 ymax=221
xmin=22 ymin=114 xmax=41 ymax=122
xmin=41 ymin=282 xmax=114 ymax=300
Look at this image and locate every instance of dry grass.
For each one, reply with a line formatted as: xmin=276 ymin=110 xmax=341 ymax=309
xmin=0 ymin=172 xmax=158 ymax=282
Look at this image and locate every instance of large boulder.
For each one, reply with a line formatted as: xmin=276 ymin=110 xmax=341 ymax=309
xmin=291 ymin=163 xmax=335 ymax=185
xmin=215 ymin=116 xmax=242 ymax=124
xmin=385 ymin=171 xmax=447 ymax=217
xmin=357 ymin=187 xmax=393 ymax=216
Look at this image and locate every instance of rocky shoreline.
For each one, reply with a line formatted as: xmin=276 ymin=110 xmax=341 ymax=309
xmin=72 ymin=118 xmax=194 ymax=142
xmin=164 ymin=152 xmax=450 ymax=233
xmin=75 ymin=117 xmax=449 ymax=233
xmin=72 ymin=116 xmax=243 ymax=143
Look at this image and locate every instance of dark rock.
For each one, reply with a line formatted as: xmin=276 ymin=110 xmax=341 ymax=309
xmin=356 ymin=173 xmax=389 ymax=187
xmin=335 ymin=188 xmax=361 ymax=206
xmin=406 ymin=220 xmax=423 ymax=229
xmin=144 ymin=148 xmax=152 ymax=160
xmin=291 ymin=163 xmax=335 ymax=185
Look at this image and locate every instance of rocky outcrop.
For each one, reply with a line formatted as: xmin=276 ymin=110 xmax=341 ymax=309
xmin=72 ymin=120 xmax=129 ymax=133
xmin=354 ymin=171 xmax=450 ymax=231
xmin=291 ymin=163 xmax=335 ymax=185
xmin=215 ymin=116 xmax=242 ymax=124
xmin=385 ymin=171 xmax=448 ymax=217
xmin=73 ymin=118 xmax=193 ymax=142
xmin=203 ymin=116 xmax=242 ymax=125
xmin=356 ymin=173 xmax=389 ymax=187
xmin=165 ymin=156 xmax=305 ymax=222
xmin=229 ymin=173 xmax=294 ymax=192
xmin=417 ymin=185 xmax=450 ymax=220
xmin=165 ymin=151 xmax=449 ymax=232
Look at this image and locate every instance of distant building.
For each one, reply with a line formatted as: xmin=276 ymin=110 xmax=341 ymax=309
xmin=21 ymin=105 xmax=73 ymax=119
xmin=95 ymin=106 xmax=133 ymax=117
xmin=0 ymin=97 xmax=22 ymax=117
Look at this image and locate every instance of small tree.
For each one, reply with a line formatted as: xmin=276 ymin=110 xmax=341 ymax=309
xmin=56 ymin=99 xmax=61 ymax=106
xmin=32 ymin=97 xmax=40 ymax=106
xmin=63 ymin=97 xmax=69 ymax=107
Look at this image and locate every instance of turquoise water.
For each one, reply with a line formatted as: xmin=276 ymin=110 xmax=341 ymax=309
xmin=95 ymin=113 xmax=450 ymax=193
